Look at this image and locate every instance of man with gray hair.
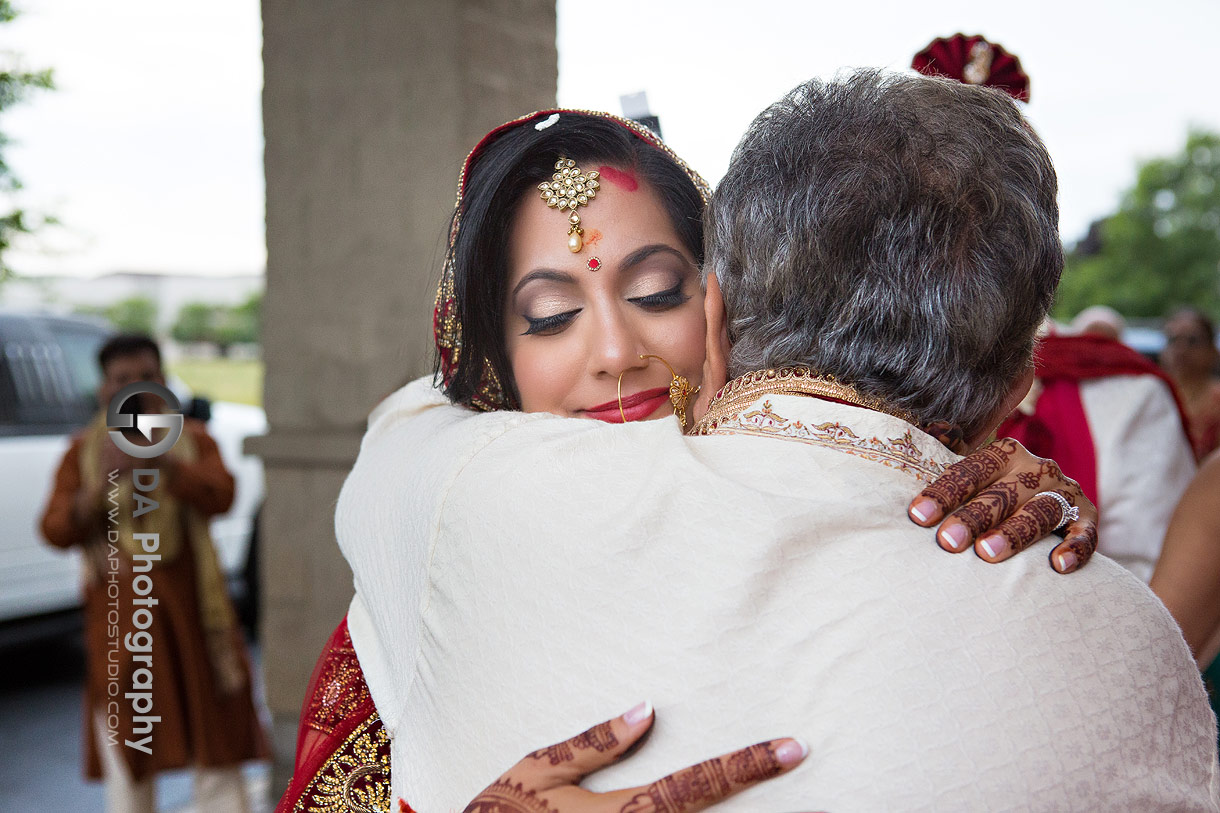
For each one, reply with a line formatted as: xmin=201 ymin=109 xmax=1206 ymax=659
xmin=339 ymin=70 xmax=1219 ymax=810
xmin=701 ymin=70 xmax=1060 ymax=452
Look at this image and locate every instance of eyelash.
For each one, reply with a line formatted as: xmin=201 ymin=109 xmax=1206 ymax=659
xmin=520 ymin=283 xmax=690 ymax=336
xmin=629 ymin=283 xmax=690 ymax=311
xmin=522 ymin=309 xmax=581 ymax=336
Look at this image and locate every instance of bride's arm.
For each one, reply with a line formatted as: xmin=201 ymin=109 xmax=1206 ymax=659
xmin=335 ymin=376 xmax=545 ymax=736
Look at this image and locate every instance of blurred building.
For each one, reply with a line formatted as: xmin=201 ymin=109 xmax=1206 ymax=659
xmin=0 ymin=271 xmax=263 ymax=334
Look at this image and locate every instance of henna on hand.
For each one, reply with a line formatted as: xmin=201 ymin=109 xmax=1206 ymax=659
xmin=529 ymin=720 xmax=619 ymax=765
xmin=460 ymin=706 xmax=808 ymax=813
xmin=1051 ymin=523 xmax=1099 ymax=573
xmin=915 ymin=439 xmax=1015 ymax=518
xmin=949 ymin=481 xmax=1021 ymax=539
xmin=977 ymin=490 xmax=1068 ymax=561
xmin=463 ymin=779 xmax=560 ymax=813
xmin=617 ymin=742 xmax=785 ymax=813
xmin=911 ymin=438 xmax=1099 ymax=573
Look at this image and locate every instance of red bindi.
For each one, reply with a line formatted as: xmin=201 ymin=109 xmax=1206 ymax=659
xmin=597 ymin=165 xmax=638 ymax=192
xmin=587 ymin=256 xmax=601 ymax=271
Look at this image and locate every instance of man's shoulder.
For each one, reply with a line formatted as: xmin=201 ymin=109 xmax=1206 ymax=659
xmin=917 ymin=541 xmax=1175 ymax=634
xmin=835 ymin=543 xmax=1217 ymax=805
xmin=934 ymin=547 xmax=1198 ymax=708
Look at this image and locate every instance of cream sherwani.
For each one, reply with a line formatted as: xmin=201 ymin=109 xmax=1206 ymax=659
xmin=338 ymin=376 xmax=1219 ymax=813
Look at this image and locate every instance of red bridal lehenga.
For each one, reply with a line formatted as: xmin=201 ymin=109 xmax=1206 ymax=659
xmin=274 ymin=618 xmax=393 ymax=813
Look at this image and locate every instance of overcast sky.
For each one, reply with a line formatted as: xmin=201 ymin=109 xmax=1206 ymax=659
xmin=4 ymin=0 xmax=1218 ymax=277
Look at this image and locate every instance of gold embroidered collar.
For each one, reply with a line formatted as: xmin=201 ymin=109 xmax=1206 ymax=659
xmin=690 ymin=367 xmax=918 ymax=435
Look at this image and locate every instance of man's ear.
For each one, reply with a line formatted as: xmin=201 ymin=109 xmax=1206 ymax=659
xmin=692 ymin=272 xmax=731 ymax=422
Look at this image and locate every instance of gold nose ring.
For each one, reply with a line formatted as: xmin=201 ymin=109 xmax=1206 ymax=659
xmin=617 ymin=354 xmax=698 ymax=429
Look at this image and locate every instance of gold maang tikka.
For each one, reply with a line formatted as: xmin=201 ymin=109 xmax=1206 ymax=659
xmin=538 ymin=157 xmax=600 ymax=253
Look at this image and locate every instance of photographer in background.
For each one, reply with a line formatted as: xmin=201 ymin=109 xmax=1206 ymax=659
xmin=40 ymin=334 xmax=265 ymax=813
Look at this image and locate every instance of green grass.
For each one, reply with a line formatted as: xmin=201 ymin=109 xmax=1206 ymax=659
xmin=169 ymin=359 xmax=264 ymax=407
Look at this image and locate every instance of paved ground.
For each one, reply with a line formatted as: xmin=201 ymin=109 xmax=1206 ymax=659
xmin=0 ymin=628 xmax=271 ymax=812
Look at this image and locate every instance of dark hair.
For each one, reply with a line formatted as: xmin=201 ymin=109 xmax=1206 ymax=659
xmin=99 ymin=334 xmax=162 ymax=372
xmin=707 ymin=70 xmax=1062 ymax=438
xmin=1167 ymin=307 xmax=1216 ymax=344
xmin=437 ymin=113 xmax=705 ymax=409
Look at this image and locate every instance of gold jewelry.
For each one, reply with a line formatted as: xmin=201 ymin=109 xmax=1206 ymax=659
xmin=616 ymin=354 xmax=699 ymax=429
xmin=641 ymin=354 xmax=697 ymax=430
xmin=538 ymin=157 xmax=600 ymax=253
xmin=617 ymin=368 xmax=628 ymax=424
xmin=691 ymin=367 xmax=918 ymax=435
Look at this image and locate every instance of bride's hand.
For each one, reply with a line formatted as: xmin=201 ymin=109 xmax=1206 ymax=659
xmin=460 ymin=702 xmax=810 ymax=813
xmin=907 ymin=438 xmax=1098 ymax=574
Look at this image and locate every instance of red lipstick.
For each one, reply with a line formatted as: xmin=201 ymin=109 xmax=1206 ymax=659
xmin=583 ymin=387 xmax=670 ymax=423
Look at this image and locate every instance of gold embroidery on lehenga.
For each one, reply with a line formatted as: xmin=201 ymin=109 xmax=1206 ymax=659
xmin=304 ymin=625 xmax=371 ymax=737
xmin=294 ymin=713 xmax=391 ymax=813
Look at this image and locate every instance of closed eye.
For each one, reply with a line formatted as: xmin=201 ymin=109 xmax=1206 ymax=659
xmin=522 ymin=308 xmax=581 ymax=335
xmin=628 ymin=283 xmax=690 ymax=311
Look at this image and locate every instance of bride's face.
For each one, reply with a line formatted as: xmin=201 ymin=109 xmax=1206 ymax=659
xmin=504 ymin=170 xmax=706 ymax=422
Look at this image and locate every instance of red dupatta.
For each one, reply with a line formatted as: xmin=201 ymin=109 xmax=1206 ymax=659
xmin=998 ymin=334 xmax=1193 ymax=506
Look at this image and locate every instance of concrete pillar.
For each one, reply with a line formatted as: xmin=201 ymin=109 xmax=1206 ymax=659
xmin=253 ymin=0 xmax=556 ymax=796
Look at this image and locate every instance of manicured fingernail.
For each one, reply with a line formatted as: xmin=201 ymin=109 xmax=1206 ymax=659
xmin=774 ymin=738 xmax=808 ymax=766
xmin=622 ymin=700 xmax=653 ymax=726
xmin=909 ymin=498 xmax=937 ymax=523
xmin=1056 ymin=551 xmax=1078 ymax=572
xmin=979 ymin=533 xmax=1008 ymax=559
xmin=939 ymin=523 xmax=969 ymax=552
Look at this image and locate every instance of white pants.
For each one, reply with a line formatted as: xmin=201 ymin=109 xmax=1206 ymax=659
xmin=94 ymin=713 xmax=251 ymax=813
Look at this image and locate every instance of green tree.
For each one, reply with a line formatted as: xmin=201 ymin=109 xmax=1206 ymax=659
xmin=1055 ymin=130 xmax=1220 ymax=321
xmin=0 ymin=0 xmax=55 ymax=283
xmin=106 ymin=295 xmax=158 ymax=334
xmin=73 ymin=296 xmax=159 ymax=335
xmin=171 ymin=296 xmax=261 ymax=356
xmin=224 ymin=291 xmax=262 ymax=346
xmin=172 ymin=302 xmax=219 ymax=344
xmin=236 ymin=291 xmax=261 ymax=338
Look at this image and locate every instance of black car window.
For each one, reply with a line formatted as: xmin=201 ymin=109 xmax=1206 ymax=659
xmin=49 ymin=325 xmax=106 ymax=406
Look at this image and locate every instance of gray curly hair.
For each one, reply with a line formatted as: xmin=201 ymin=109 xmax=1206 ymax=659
xmin=706 ymin=70 xmax=1062 ymax=438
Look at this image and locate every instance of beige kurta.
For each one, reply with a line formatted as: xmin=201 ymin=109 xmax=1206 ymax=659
xmin=338 ymin=377 xmax=1219 ymax=812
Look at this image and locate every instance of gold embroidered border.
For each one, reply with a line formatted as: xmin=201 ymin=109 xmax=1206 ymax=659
xmin=700 ymin=399 xmax=946 ymax=483
xmin=692 ymin=367 xmax=919 ymax=434
xmin=304 ymin=626 xmax=371 ymax=738
xmin=294 ymin=712 xmax=391 ymax=813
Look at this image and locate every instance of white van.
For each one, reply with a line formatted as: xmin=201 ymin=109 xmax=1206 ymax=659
xmin=0 ymin=311 xmax=264 ymax=636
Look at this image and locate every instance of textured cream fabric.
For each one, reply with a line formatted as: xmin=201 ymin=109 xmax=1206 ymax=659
xmin=1079 ymin=375 xmax=1196 ymax=582
xmin=338 ymin=377 xmax=1219 ymax=812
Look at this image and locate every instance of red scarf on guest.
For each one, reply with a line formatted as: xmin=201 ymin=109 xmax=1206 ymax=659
xmin=998 ymin=334 xmax=1193 ymax=507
